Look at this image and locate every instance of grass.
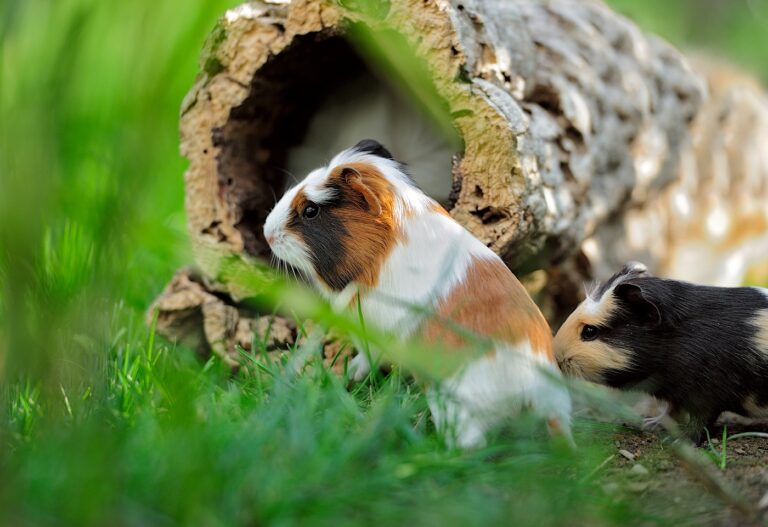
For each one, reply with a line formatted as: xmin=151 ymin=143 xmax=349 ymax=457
xmin=2 ymin=306 xmax=653 ymax=526
xmin=703 ymin=426 xmax=768 ymax=471
xmin=704 ymin=426 xmax=729 ymax=470
xmin=1 ymin=0 xmax=766 ymax=525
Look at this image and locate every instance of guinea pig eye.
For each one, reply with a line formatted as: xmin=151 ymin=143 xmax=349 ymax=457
xmin=580 ymin=324 xmax=599 ymax=341
xmin=302 ymin=202 xmax=319 ymax=220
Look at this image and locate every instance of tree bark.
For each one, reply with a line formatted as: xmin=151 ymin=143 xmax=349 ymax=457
xmin=151 ymin=0 xmax=768 ymax=361
xmin=584 ymin=56 xmax=768 ymax=288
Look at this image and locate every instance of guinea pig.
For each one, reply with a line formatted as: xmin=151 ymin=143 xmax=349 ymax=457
xmin=553 ymin=262 xmax=768 ymax=440
xmin=263 ymin=139 xmax=571 ymax=448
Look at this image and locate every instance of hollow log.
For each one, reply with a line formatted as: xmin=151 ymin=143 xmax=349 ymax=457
xmin=152 ymin=0 xmax=768 ymax=361
xmin=180 ymin=0 xmax=704 ymax=275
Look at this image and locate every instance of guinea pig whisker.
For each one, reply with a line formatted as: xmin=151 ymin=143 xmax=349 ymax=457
xmin=584 ymin=281 xmax=600 ymax=300
xmin=275 ymin=166 xmax=300 ymax=186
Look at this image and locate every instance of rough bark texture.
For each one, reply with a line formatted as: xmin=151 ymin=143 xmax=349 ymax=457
xmin=152 ymin=267 xmax=353 ymax=371
xmin=151 ymin=0 xmax=768 ymax=362
xmin=585 ymin=57 xmax=768 ymax=288
xmin=180 ymin=0 xmax=704 ymax=276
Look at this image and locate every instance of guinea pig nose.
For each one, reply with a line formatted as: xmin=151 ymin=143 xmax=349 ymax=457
xmin=266 ymin=234 xmax=275 ymax=246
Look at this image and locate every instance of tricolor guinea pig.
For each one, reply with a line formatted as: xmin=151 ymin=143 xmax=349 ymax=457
xmin=554 ymin=262 xmax=768 ymax=439
xmin=263 ymin=139 xmax=571 ymax=448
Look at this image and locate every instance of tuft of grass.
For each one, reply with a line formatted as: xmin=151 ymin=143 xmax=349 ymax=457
xmin=727 ymin=431 xmax=768 ymax=440
xmin=704 ymin=425 xmax=729 ymax=470
xmin=703 ymin=426 xmax=768 ymax=471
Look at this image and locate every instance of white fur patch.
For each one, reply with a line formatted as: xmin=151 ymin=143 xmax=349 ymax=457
xmin=334 ymin=178 xmax=529 ymax=433
xmin=263 ymin=185 xmax=299 ymax=245
xmin=356 ymin=208 xmax=492 ymax=338
xmin=626 ymin=261 xmax=647 ymax=273
xmin=263 ymin=184 xmax=315 ymax=278
xmin=581 ymin=297 xmax=602 ymax=316
xmin=429 ymin=341 xmax=572 ymax=449
xmin=298 ymin=167 xmax=339 ymax=205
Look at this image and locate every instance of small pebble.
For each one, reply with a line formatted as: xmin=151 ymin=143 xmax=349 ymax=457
xmin=758 ymin=490 xmax=768 ymax=510
xmin=734 ymin=448 xmax=746 ymax=455
xmin=618 ymin=449 xmax=635 ymax=461
xmin=602 ymin=482 xmax=620 ymax=496
xmin=629 ymin=463 xmax=649 ymax=477
xmin=627 ymin=481 xmax=650 ymax=493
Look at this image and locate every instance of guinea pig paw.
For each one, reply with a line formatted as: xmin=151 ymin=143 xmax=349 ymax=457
xmin=641 ymin=415 xmax=666 ymax=431
xmin=347 ymin=353 xmax=371 ymax=382
xmin=452 ymin=422 xmax=488 ymax=450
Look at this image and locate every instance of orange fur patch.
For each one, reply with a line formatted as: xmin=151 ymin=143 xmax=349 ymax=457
xmin=290 ymin=189 xmax=308 ymax=214
xmin=553 ymin=294 xmax=632 ymax=380
xmin=324 ymin=162 xmax=398 ymax=288
xmin=421 ymin=257 xmax=555 ymax=361
xmin=430 ymin=202 xmax=452 ymax=218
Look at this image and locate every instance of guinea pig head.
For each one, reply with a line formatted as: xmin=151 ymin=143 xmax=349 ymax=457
xmin=553 ymin=262 xmax=662 ymax=386
xmin=263 ymin=140 xmax=407 ymax=292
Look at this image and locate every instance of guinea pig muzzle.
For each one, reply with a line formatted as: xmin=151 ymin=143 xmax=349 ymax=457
xmin=557 ymin=356 xmax=572 ymax=375
xmin=556 ymin=355 xmax=587 ymax=380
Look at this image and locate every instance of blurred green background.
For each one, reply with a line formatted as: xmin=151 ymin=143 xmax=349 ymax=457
xmin=0 ymin=0 xmax=765 ymax=525
xmin=1 ymin=0 xmax=239 ymax=387
xmin=609 ymin=0 xmax=768 ymax=83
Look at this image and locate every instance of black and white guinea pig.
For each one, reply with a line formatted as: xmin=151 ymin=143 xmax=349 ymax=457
xmin=554 ymin=262 xmax=768 ymax=439
xmin=263 ymin=139 xmax=571 ymax=448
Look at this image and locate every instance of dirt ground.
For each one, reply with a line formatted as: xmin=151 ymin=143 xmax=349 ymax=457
xmin=600 ymin=417 xmax=768 ymax=526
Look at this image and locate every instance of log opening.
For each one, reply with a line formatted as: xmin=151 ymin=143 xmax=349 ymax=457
xmin=211 ymin=29 xmax=459 ymax=259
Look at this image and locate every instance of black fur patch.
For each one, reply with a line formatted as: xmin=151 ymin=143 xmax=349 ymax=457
xmin=287 ymin=190 xmax=355 ymax=291
xmin=353 ymin=139 xmax=394 ymax=160
xmin=351 ymin=138 xmax=420 ymax=190
xmin=288 ymin=177 xmax=386 ymax=291
xmin=597 ymin=277 xmax=768 ymax=435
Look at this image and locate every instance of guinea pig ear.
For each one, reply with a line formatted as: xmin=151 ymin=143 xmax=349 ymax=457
xmin=353 ymin=139 xmax=394 ymax=160
xmin=614 ymin=282 xmax=661 ymax=327
xmin=342 ymin=167 xmax=382 ymax=216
